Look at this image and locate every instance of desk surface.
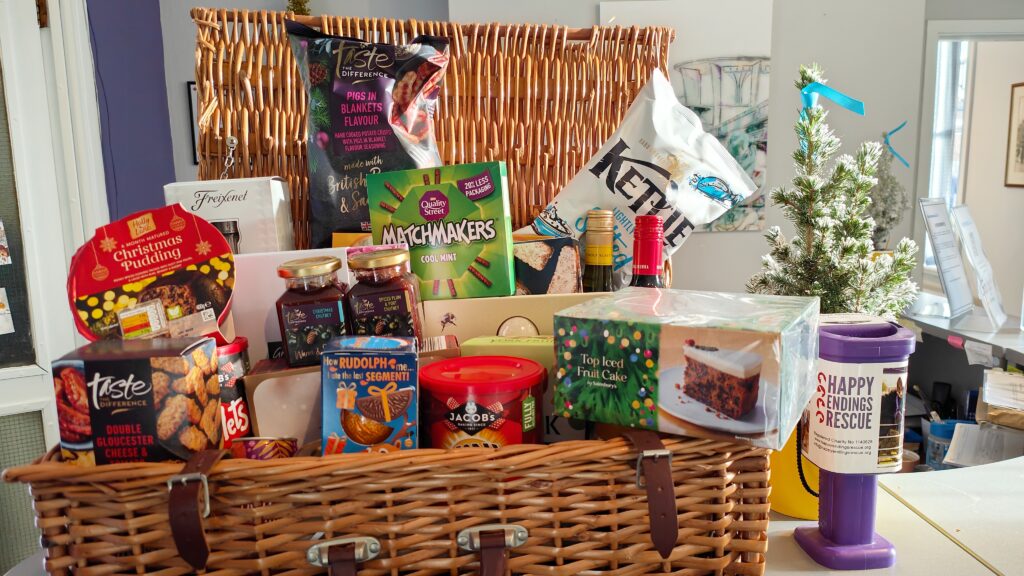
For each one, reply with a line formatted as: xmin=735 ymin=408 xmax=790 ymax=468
xmin=880 ymin=457 xmax=1024 ymax=576
xmin=905 ymin=292 xmax=1024 ymax=366
xmin=766 ymin=487 xmax=991 ymax=575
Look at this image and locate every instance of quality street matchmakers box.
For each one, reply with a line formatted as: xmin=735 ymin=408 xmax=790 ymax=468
xmin=368 ymin=162 xmax=514 ymax=300
xmin=553 ymin=288 xmax=819 ymax=450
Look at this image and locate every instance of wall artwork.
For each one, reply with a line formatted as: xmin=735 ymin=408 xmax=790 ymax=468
xmin=599 ymin=0 xmax=771 ymax=232
xmin=1005 ymin=81 xmax=1024 ymax=187
xmin=676 ymin=57 xmax=768 ymax=231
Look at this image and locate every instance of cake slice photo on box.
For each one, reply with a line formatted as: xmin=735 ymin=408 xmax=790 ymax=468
xmin=657 ymin=340 xmax=771 ymax=436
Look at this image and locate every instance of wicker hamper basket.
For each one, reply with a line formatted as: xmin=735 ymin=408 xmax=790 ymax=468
xmin=2 ymin=10 xmax=769 ymax=575
xmin=5 ymin=437 xmax=769 ymax=575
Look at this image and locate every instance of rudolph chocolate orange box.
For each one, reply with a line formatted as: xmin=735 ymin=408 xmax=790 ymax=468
xmin=53 ymin=338 xmax=220 ymax=466
xmin=367 ymin=162 xmax=514 ymax=300
xmin=321 ymin=336 xmax=418 ymax=454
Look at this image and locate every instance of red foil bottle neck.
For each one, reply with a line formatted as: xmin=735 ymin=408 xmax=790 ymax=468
xmin=632 ymin=216 xmax=664 ymax=275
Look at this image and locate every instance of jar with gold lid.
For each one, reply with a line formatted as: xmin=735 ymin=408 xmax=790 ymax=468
xmin=345 ymin=248 xmax=423 ymax=344
xmin=275 ymin=256 xmax=347 ymax=367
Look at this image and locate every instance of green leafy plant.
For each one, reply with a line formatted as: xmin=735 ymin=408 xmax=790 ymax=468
xmin=868 ymin=137 xmax=910 ymax=250
xmin=287 ymin=0 xmax=310 ymax=16
xmin=748 ymin=64 xmax=918 ymax=318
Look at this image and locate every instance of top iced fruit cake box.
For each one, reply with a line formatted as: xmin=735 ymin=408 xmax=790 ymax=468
xmin=553 ymin=288 xmax=819 ymax=450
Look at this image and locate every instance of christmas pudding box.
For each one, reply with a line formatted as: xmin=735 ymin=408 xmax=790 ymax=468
xmin=164 ymin=177 xmax=295 ymax=254
xmin=68 ymin=204 xmax=234 ymax=342
xmin=553 ymin=288 xmax=819 ymax=450
xmin=367 ymin=162 xmax=514 ymax=300
xmin=321 ymin=336 xmax=418 ymax=454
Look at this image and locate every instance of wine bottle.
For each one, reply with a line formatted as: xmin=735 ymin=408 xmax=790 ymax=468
xmin=629 ymin=215 xmax=666 ymax=288
xmin=582 ymin=209 xmax=615 ymax=292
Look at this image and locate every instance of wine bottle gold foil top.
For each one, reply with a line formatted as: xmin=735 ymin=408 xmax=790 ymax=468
xmin=585 ymin=209 xmax=614 ymax=233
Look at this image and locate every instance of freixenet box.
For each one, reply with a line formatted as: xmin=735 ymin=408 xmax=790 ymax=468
xmin=53 ymin=338 xmax=219 ymax=466
xmin=321 ymin=336 xmax=418 ymax=454
xmin=164 ymin=177 xmax=294 ymax=254
xmin=422 ymin=292 xmax=607 ymax=342
xmin=461 ymin=335 xmax=586 ymax=442
xmin=368 ymin=162 xmax=514 ymax=300
xmin=553 ymin=288 xmax=819 ymax=450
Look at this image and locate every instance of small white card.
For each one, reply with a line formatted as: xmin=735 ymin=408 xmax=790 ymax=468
xmin=0 ymin=288 xmax=14 ymax=335
xmin=0 ymin=220 xmax=11 ymax=266
xmin=964 ymin=340 xmax=995 ymax=367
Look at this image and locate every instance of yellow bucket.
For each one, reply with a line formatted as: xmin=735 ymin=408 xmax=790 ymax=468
xmin=770 ymin=432 xmax=820 ymax=519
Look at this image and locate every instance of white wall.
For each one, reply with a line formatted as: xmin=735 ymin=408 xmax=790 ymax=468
xmin=962 ymin=41 xmax=1024 ymax=315
xmin=158 ymin=0 xmax=448 ymax=184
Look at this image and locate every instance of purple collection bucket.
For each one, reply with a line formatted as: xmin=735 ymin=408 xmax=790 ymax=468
xmin=794 ymin=320 xmax=915 ymax=571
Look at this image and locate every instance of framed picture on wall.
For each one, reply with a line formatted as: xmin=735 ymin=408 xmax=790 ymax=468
xmin=187 ymin=81 xmax=200 ymax=165
xmin=1005 ymin=81 xmax=1024 ymax=187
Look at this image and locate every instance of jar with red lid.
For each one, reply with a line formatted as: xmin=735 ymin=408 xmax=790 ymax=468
xmin=419 ymin=356 xmax=545 ymax=448
xmin=345 ymin=249 xmax=423 ymax=344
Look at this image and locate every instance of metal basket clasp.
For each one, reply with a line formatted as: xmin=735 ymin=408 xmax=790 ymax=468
xmin=636 ymin=449 xmax=672 ymax=488
xmin=456 ymin=524 xmax=528 ymax=552
xmin=306 ymin=537 xmax=381 ymax=567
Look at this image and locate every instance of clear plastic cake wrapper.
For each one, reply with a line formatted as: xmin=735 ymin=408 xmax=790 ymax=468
xmin=553 ymin=288 xmax=819 ymax=450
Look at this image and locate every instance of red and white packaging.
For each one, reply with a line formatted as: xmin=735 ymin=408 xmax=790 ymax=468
xmin=68 ymin=204 xmax=235 ymax=342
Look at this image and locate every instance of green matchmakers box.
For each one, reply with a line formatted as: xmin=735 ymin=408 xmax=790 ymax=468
xmin=368 ymin=162 xmax=514 ymax=300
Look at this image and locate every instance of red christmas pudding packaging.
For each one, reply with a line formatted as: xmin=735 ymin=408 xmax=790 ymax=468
xmin=68 ymin=204 xmax=234 ymax=342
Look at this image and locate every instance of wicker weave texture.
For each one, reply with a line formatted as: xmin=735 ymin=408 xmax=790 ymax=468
xmin=5 ymin=437 xmax=769 ymax=575
xmin=191 ymin=9 xmax=673 ymax=249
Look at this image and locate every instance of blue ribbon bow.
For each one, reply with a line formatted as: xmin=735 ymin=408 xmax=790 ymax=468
xmin=801 ymin=82 xmax=866 ymax=116
xmin=884 ymin=121 xmax=911 ymax=168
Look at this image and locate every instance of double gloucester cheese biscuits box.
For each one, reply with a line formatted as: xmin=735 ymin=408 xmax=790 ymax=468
xmin=368 ymin=162 xmax=514 ymax=300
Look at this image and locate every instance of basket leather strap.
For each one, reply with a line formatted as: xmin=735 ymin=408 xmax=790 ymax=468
xmin=168 ymin=449 xmax=226 ymax=571
xmin=623 ymin=430 xmax=678 ymax=559
xmin=478 ymin=531 xmax=509 ymax=576
xmin=326 ymin=543 xmax=357 ymax=576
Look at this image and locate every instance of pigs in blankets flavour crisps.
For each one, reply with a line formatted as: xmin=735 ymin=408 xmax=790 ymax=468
xmin=67 ymin=204 xmax=233 ymax=341
xmin=286 ymin=21 xmax=450 ymax=247
xmin=53 ymin=338 xmax=221 ymax=466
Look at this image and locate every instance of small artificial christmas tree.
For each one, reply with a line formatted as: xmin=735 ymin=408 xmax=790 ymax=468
xmin=868 ymin=135 xmax=910 ymax=250
xmin=287 ymin=0 xmax=310 ymax=15
xmin=748 ymin=64 xmax=918 ymax=318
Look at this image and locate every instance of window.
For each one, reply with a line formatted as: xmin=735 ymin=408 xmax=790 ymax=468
xmin=924 ymin=40 xmax=971 ymax=268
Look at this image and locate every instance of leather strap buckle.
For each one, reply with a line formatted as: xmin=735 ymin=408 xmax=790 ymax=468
xmin=458 ymin=525 xmax=527 ymax=576
xmin=306 ymin=537 xmax=381 ymax=566
xmin=456 ymin=524 xmax=528 ymax=551
xmin=636 ymin=449 xmax=672 ymax=487
xmin=167 ymin=472 xmax=210 ymax=518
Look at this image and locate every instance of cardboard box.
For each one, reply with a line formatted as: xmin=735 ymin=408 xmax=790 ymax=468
xmin=164 ymin=177 xmax=294 ymax=254
xmin=368 ymin=162 xmax=514 ymax=301
xmin=53 ymin=338 xmax=219 ymax=466
xmin=554 ymin=288 xmax=819 ymax=450
xmin=232 ymin=245 xmax=406 ymax=363
xmin=243 ymin=359 xmax=321 ymax=446
xmin=513 ymin=236 xmax=582 ymax=295
xmin=322 ymin=337 xmax=418 ymax=454
xmin=422 ymin=292 xmax=607 ymax=342
xmin=461 ymin=335 xmax=586 ymax=442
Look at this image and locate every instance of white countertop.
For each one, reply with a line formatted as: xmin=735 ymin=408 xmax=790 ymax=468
xmin=766 ymin=487 xmax=992 ymax=575
xmin=880 ymin=457 xmax=1024 ymax=576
